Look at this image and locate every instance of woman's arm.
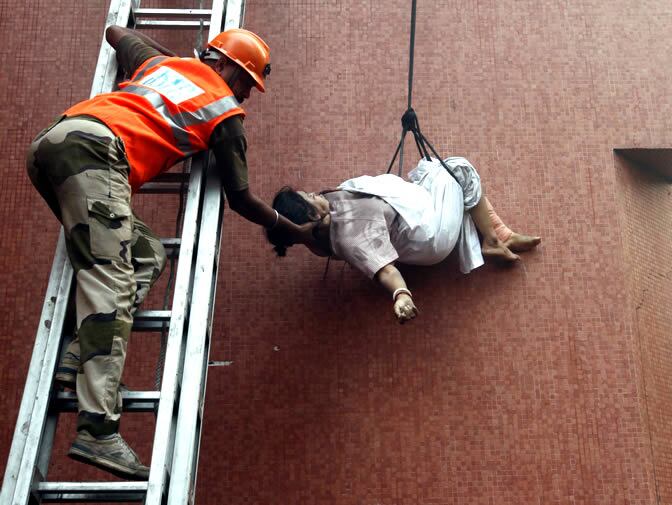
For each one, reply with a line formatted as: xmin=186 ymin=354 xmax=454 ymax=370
xmin=375 ymin=263 xmax=419 ymax=323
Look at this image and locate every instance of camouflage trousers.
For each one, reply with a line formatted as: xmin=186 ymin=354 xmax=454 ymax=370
xmin=26 ymin=116 xmax=167 ymax=436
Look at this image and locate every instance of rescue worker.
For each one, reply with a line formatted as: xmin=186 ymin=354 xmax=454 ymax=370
xmin=26 ymin=25 xmax=310 ymax=480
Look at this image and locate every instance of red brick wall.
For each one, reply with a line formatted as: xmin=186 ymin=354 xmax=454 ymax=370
xmin=1 ymin=1 xmax=671 ymax=504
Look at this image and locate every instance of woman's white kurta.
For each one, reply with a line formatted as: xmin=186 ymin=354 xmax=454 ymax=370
xmin=338 ymin=157 xmax=484 ymax=273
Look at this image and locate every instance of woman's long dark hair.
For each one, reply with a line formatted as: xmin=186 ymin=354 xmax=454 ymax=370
xmin=266 ymin=186 xmax=319 ymax=256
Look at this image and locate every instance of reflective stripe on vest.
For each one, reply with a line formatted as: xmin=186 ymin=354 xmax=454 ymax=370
xmin=122 ymin=84 xmax=241 ymax=156
xmin=132 ymin=56 xmax=168 ymax=81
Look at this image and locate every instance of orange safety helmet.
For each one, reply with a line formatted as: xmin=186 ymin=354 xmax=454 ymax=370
xmin=207 ymin=29 xmax=271 ymax=92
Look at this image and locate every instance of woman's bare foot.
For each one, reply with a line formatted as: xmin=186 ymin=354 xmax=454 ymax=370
xmin=481 ymin=237 xmax=520 ymax=262
xmin=503 ymin=233 xmax=541 ymax=253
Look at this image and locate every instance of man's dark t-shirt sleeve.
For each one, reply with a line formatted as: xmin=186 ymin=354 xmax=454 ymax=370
xmin=116 ymin=35 xmax=162 ymax=77
xmin=210 ymin=116 xmax=250 ymax=192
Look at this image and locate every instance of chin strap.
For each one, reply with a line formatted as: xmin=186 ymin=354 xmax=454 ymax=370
xmin=226 ymin=66 xmax=243 ymax=89
xmin=199 ymin=51 xmax=244 ymax=92
xmin=198 ymin=48 xmax=221 ymax=61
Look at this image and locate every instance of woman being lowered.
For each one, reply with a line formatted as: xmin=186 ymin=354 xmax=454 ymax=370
xmin=266 ymin=157 xmax=541 ymax=323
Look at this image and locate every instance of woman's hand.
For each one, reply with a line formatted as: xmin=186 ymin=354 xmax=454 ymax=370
xmin=393 ymin=294 xmax=418 ymax=323
xmin=375 ymin=263 xmax=418 ymax=323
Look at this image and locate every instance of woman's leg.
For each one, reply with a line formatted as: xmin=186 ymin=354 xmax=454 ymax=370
xmin=485 ymin=197 xmax=512 ymax=242
xmin=468 ymin=195 xmax=520 ymax=262
xmin=484 ymin=197 xmax=541 ymax=252
xmin=433 ymin=156 xmax=539 ymax=261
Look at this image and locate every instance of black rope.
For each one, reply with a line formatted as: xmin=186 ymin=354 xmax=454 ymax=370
xmin=398 ymin=0 xmax=418 ymax=173
xmin=386 ymin=0 xmax=460 ymax=185
xmin=387 ymin=109 xmax=460 ymax=183
xmin=407 ymin=0 xmax=417 ymax=110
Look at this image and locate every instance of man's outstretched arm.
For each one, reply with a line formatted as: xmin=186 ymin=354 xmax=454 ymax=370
xmin=225 ymin=188 xmax=316 ymax=246
xmin=105 ymin=25 xmax=177 ymax=56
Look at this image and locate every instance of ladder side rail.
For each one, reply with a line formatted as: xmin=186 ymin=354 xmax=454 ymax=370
xmin=2 ymin=1 xmax=137 ymax=502
xmin=165 ymin=4 xmax=241 ymax=503
xmin=223 ymin=0 xmax=245 ymax=30
xmin=11 ymin=240 xmax=74 ymax=505
xmin=208 ymin=0 xmax=226 ymax=40
xmin=36 ymin=414 xmax=59 ymax=484
xmin=161 ymin=12 xmax=228 ymax=504
xmin=181 ymin=0 xmax=245 ymax=496
xmin=167 ymin=157 xmax=224 ymax=505
xmin=0 ymin=232 xmax=69 ymax=504
xmin=36 ymin=0 xmax=139 ymax=497
xmin=36 ymin=0 xmax=136 ymax=496
xmin=37 ymin=320 xmax=77 ymax=478
xmin=91 ymin=0 xmax=136 ymax=97
xmin=144 ymin=160 xmax=206 ymax=505
xmin=183 ymin=155 xmax=227 ymax=501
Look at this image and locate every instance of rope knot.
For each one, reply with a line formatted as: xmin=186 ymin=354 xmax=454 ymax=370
xmin=401 ymin=108 xmax=419 ymax=132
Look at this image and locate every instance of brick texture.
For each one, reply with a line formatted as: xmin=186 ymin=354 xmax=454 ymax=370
xmin=1 ymin=1 xmax=671 ymax=504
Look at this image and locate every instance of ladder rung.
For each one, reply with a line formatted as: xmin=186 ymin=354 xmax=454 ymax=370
xmin=160 ymin=238 xmax=181 ymax=252
xmin=134 ymin=8 xmax=212 ymax=18
xmin=133 ymin=310 xmax=171 ymax=331
xmin=137 ymin=182 xmax=187 ymax=194
xmin=135 ymin=310 xmax=171 ymax=322
xmin=151 ymin=172 xmax=191 ymax=183
xmin=133 ymin=7 xmax=212 ymax=29
xmin=36 ymin=481 xmax=147 ymax=502
xmin=54 ymin=391 xmax=160 ymax=413
xmin=138 ymin=172 xmax=190 ymax=194
xmin=135 ymin=20 xmax=211 ymax=29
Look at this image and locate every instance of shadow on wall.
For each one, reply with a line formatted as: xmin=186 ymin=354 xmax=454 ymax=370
xmin=615 ymin=148 xmax=672 ymax=182
xmin=615 ymin=147 xmax=672 ymax=505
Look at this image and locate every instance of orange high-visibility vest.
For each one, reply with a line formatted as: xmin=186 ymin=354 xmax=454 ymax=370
xmin=66 ymin=56 xmax=245 ymax=191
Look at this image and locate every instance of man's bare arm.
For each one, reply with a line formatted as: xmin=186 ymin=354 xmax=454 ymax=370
xmin=105 ymin=25 xmax=177 ymax=56
xmin=225 ymin=188 xmax=316 ymax=246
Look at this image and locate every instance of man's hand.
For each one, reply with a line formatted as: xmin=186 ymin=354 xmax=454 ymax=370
xmin=393 ymin=294 xmax=418 ymax=324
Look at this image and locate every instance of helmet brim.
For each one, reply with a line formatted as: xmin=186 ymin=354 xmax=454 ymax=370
xmin=247 ymin=69 xmax=266 ymax=93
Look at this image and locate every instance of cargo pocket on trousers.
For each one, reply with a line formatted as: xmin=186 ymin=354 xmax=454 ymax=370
xmin=87 ymin=197 xmax=133 ymax=262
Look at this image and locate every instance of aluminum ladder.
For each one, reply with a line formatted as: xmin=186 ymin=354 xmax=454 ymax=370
xmin=0 ymin=0 xmax=246 ymax=503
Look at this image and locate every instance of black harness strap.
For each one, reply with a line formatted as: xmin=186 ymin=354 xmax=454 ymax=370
xmin=386 ymin=0 xmax=460 ymax=186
